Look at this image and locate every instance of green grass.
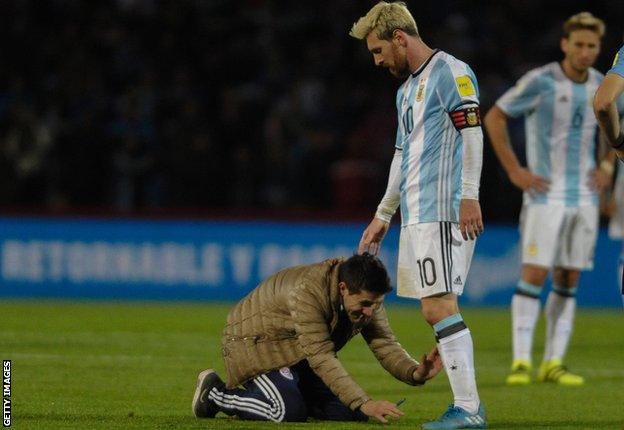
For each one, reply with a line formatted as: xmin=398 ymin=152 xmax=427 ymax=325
xmin=1 ymin=300 xmax=623 ymax=429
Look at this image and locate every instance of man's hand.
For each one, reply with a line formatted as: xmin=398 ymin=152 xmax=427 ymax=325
xmin=359 ymin=400 xmax=404 ymax=423
xmin=358 ymin=218 xmax=390 ymax=255
xmin=412 ymin=347 xmax=443 ymax=384
xmin=459 ymin=199 xmax=484 ymax=240
xmin=588 ymin=168 xmax=612 ymax=191
xmin=508 ymin=166 xmax=550 ymax=193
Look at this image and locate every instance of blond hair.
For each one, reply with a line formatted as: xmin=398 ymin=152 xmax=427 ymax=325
xmin=349 ymin=1 xmax=418 ymax=40
xmin=563 ymin=12 xmax=605 ymax=38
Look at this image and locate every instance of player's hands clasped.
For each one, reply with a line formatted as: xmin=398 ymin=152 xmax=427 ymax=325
xmin=413 ymin=346 xmax=443 ymax=384
xmin=459 ymin=199 xmax=484 ymax=240
xmin=358 ymin=218 xmax=390 ymax=255
xmin=359 ymin=399 xmax=404 ymax=423
xmin=508 ymin=166 xmax=550 ymax=193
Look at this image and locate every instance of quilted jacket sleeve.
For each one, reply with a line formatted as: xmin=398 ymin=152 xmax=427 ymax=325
xmin=361 ymin=304 xmax=421 ymax=385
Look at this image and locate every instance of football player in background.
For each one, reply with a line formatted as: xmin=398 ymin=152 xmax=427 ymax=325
xmin=485 ymin=12 xmax=610 ymax=386
xmin=594 ymin=44 xmax=624 ymax=158
xmin=595 ymin=43 xmax=624 ymax=307
xmin=352 ymin=2 xmax=486 ymax=428
xmin=604 ymin=149 xmax=624 ymax=306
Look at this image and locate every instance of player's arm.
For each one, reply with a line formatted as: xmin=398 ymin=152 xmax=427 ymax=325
xmin=594 ymin=73 xmax=624 ymax=156
xmin=598 ymin=149 xmax=618 ymax=217
xmin=358 ymin=149 xmax=402 ymax=255
xmin=484 ymin=70 xmax=550 ymax=192
xmin=484 ymin=105 xmax=549 ymax=193
xmin=441 ymin=67 xmax=484 ymax=240
xmin=590 ymin=130 xmax=618 ymax=192
xmin=454 ymin=107 xmax=484 ymax=240
xmin=287 ymin=275 xmax=402 ymax=422
xmin=361 ymin=304 xmax=443 ymax=385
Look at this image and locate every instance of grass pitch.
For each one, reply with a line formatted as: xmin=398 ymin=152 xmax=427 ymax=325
xmin=1 ymin=300 xmax=623 ymax=429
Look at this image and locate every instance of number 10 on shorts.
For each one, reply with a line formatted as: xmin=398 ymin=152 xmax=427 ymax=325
xmin=416 ymin=258 xmax=437 ymax=288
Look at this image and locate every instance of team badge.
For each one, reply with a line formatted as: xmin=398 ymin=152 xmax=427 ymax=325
xmin=279 ymin=367 xmax=294 ymax=380
xmin=416 ymin=77 xmax=427 ymax=102
xmin=466 ymin=111 xmax=478 ymax=126
xmin=455 ymin=75 xmax=476 ymax=97
xmin=450 ymin=106 xmax=481 ymax=130
xmin=527 ymin=244 xmax=538 ymax=256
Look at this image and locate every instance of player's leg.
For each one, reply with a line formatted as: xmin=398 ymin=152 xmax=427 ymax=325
xmin=507 ymin=204 xmax=562 ymax=385
xmin=422 ymin=293 xmax=486 ymax=430
xmin=192 ymin=367 xmax=307 ymax=422
xmin=421 ymin=292 xmax=482 ymax=418
xmin=620 ymin=244 xmax=624 ymax=307
xmin=292 ymin=360 xmax=367 ymax=422
xmin=399 ymin=222 xmax=485 ymax=429
xmin=538 ymin=205 xmax=597 ymax=385
xmin=544 ymin=268 xmax=580 ymax=364
xmin=507 ymin=264 xmax=548 ymax=385
xmin=537 ymin=268 xmax=583 ymax=385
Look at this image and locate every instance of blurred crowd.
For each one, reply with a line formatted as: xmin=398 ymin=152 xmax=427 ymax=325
xmin=1 ymin=0 xmax=622 ymax=220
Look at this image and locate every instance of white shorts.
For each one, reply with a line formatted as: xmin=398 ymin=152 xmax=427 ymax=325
xmin=520 ymin=204 xmax=598 ymax=270
xmin=397 ymin=222 xmax=475 ymax=299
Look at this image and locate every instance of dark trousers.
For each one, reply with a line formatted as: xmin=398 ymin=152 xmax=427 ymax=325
xmin=209 ymin=360 xmax=368 ymax=422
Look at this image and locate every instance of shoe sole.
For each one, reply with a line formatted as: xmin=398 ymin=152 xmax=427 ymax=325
xmin=192 ymin=369 xmax=217 ymax=418
xmin=506 ymin=379 xmax=530 ymax=386
xmin=537 ymin=373 xmax=584 ymax=386
xmin=422 ymin=421 xmax=487 ymax=429
xmin=557 ymin=381 xmax=584 ymax=386
xmin=538 ymin=379 xmax=584 ymax=386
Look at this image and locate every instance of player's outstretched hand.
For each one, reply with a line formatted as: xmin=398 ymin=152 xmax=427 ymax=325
xmin=413 ymin=346 xmax=443 ymax=384
xmin=459 ymin=199 xmax=483 ymax=240
xmin=508 ymin=166 xmax=550 ymax=193
xmin=359 ymin=400 xmax=404 ymax=423
xmin=358 ymin=218 xmax=390 ymax=255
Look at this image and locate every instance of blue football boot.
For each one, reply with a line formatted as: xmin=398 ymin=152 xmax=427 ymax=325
xmin=422 ymin=404 xmax=487 ymax=429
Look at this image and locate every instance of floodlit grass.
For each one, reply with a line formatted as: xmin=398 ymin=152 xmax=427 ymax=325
xmin=1 ymin=300 xmax=623 ymax=429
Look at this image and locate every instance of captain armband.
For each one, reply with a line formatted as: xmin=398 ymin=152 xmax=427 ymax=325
xmin=450 ymin=106 xmax=482 ymax=131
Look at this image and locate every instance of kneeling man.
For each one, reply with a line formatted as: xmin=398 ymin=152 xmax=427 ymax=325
xmin=192 ymin=253 xmax=442 ymax=423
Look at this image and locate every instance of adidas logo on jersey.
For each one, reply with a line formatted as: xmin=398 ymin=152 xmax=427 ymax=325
xmin=453 ymin=276 xmax=462 ymax=285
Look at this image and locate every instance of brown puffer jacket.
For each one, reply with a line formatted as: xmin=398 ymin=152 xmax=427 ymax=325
xmin=221 ymin=258 xmax=422 ymax=411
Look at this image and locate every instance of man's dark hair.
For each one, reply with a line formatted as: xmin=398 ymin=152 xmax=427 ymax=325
xmin=338 ymin=253 xmax=393 ymax=295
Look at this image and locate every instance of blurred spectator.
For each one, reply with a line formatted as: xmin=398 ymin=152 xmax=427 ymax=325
xmin=0 ymin=0 xmax=621 ymax=220
xmin=0 ymin=103 xmax=55 ymax=205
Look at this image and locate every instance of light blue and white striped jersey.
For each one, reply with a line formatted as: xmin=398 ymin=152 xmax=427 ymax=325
xmin=395 ymin=50 xmax=480 ymax=226
xmin=609 ymin=165 xmax=624 ymax=240
xmin=496 ymin=62 xmax=603 ymax=207
xmin=608 ymin=44 xmax=624 ymax=78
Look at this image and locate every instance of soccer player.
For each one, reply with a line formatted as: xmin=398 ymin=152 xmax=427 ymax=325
xmin=595 ymin=44 xmax=624 ymax=307
xmin=594 ymin=44 xmax=624 ymax=158
xmin=605 ymin=149 xmax=624 ymax=306
xmin=484 ymin=12 xmax=610 ymax=386
xmin=352 ymin=2 xmax=486 ymax=429
xmin=192 ymin=253 xmax=443 ymax=423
